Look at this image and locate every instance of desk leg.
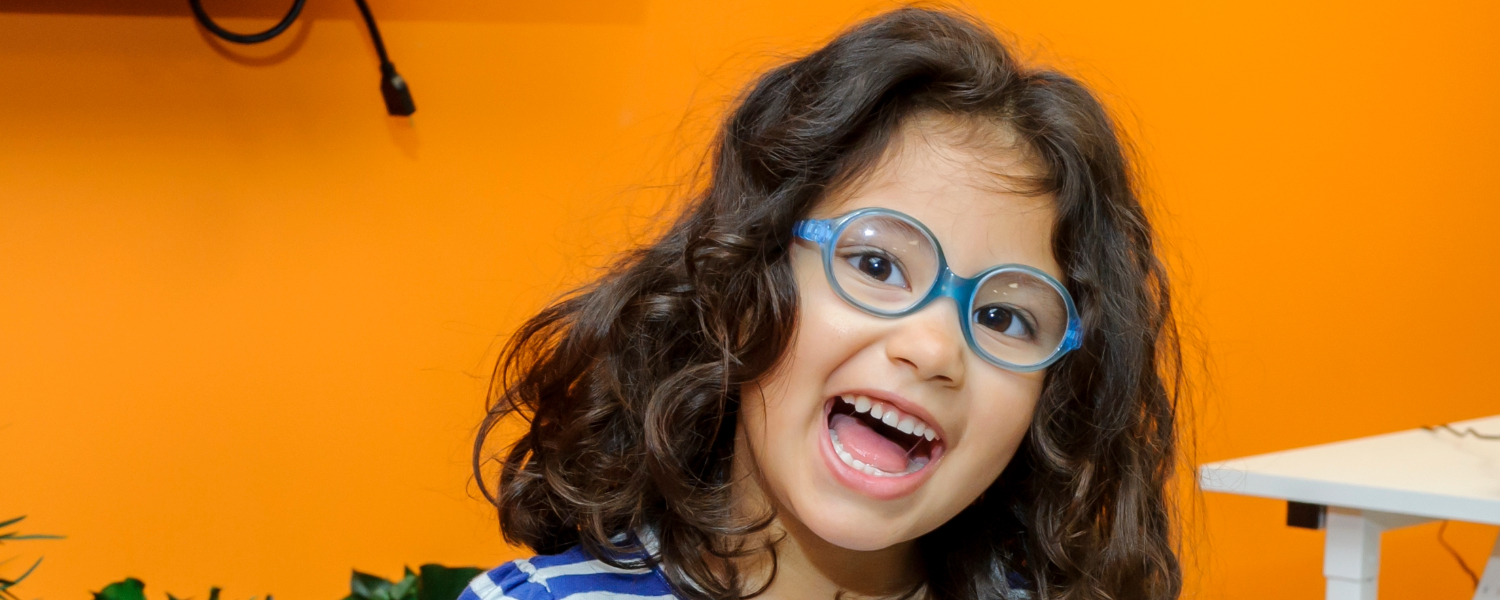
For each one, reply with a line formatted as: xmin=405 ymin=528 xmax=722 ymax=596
xmin=1324 ymin=508 xmax=1381 ymax=600
xmin=1475 ymin=532 xmax=1500 ymax=600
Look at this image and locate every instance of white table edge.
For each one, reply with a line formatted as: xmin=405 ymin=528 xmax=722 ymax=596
xmin=1199 ymin=464 xmax=1500 ymax=526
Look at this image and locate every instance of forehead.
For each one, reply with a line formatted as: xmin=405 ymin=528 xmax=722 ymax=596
xmin=816 ymin=115 xmax=1062 ymax=279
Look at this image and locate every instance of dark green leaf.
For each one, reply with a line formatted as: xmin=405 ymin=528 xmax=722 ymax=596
xmin=95 ymin=578 xmax=147 ymax=600
xmin=0 ymin=515 xmax=63 ymax=544
xmin=0 ymin=558 xmax=42 ymax=590
xmin=350 ymin=571 xmax=393 ymax=600
xmin=416 ymin=565 xmax=483 ymax=600
xmin=209 ymin=588 xmax=221 ymax=600
xmin=388 ymin=573 xmax=418 ymax=600
xmin=3 ymin=534 xmax=64 ymax=541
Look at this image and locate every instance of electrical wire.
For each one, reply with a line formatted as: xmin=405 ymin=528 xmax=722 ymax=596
xmin=351 ymin=0 xmax=391 ymax=66
xmin=188 ymin=0 xmax=415 ymax=115
xmin=1423 ymin=423 xmax=1500 ymax=440
xmin=188 ymin=0 xmax=306 ymax=45
xmin=1437 ymin=521 xmax=1481 ymax=589
xmin=1424 ymin=425 xmax=1491 ymax=589
xmin=350 ymin=0 xmax=415 ymax=115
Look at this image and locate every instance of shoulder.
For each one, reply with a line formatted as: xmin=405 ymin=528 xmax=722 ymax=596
xmin=458 ymin=544 xmax=677 ymax=600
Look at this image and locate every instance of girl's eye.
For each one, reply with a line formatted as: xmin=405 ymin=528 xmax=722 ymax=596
xmin=974 ymin=305 xmax=1032 ymax=339
xmin=846 ymin=253 xmax=908 ymax=288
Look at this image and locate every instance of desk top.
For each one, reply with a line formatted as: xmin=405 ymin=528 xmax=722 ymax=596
xmin=1200 ymin=414 xmax=1500 ymax=525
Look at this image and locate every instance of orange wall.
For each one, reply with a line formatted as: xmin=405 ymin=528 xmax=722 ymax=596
xmin=2 ymin=1 xmax=1496 ymax=598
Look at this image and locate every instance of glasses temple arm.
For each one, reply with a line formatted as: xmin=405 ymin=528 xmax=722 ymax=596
xmin=1061 ymin=322 xmax=1083 ymax=352
xmin=793 ymin=219 xmax=834 ymax=245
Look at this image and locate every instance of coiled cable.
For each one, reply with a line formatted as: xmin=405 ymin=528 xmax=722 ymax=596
xmin=188 ymin=0 xmax=415 ymax=116
xmin=188 ymin=0 xmax=306 ymax=45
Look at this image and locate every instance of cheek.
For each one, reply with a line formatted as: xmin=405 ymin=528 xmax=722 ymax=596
xmin=751 ymin=291 xmax=863 ymax=437
xmin=737 ymin=251 xmax=874 ymax=495
xmin=948 ymin=371 xmax=1044 ymax=487
xmin=971 ymin=372 xmax=1043 ymax=438
xmin=768 ymin=253 xmax=870 ymax=400
xmin=790 ymin=250 xmax=877 ymax=361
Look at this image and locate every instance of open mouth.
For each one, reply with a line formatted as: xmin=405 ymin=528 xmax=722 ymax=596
xmin=826 ymin=395 xmax=944 ymax=478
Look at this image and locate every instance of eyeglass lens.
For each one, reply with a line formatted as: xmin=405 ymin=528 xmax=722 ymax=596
xmin=828 ymin=212 xmax=1069 ymax=367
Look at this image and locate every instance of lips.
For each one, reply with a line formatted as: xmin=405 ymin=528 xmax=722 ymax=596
xmin=823 ymin=393 xmax=944 ymax=484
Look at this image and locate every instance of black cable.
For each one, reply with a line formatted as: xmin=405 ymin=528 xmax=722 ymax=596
xmin=188 ymin=0 xmax=306 ymax=45
xmin=351 ymin=0 xmax=415 ymax=116
xmin=1423 ymin=423 xmax=1500 ymax=440
xmin=188 ymin=0 xmax=415 ymax=116
xmin=351 ymin=0 xmax=390 ymax=66
xmin=1437 ymin=521 xmax=1481 ymax=589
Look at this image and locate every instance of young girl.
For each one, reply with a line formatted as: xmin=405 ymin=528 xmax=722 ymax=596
xmin=466 ymin=8 xmax=1181 ymax=600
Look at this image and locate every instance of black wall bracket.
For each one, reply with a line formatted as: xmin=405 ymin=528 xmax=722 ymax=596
xmin=1286 ymin=501 xmax=1327 ymax=530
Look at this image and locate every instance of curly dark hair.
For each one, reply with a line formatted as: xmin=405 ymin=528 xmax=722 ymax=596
xmin=473 ymin=7 xmax=1182 ymax=600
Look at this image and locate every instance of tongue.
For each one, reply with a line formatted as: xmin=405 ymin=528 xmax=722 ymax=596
xmin=830 ymin=413 xmax=909 ymax=473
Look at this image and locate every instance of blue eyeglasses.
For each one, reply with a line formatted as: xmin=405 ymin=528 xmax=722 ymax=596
xmin=794 ymin=207 xmax=1082 ymax=372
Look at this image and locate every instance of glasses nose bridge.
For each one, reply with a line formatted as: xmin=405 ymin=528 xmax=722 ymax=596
xmin=910 ymin=266 xmax=979 ymax=354
xmin=929 ymin=267 xmax=977 ymax=312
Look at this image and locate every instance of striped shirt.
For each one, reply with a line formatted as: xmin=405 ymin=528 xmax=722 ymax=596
xmin=457 ymin=539 xmax=1033 ymax=600
xmin=458 ymin=544 xmax=678 ymax=600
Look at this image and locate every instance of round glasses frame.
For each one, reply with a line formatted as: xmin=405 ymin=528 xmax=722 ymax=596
xmin=793 ymin=207 xmax=1083 ymax=372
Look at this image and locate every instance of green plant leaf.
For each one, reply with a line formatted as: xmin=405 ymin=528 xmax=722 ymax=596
xmin=0 ymin=557 xmax=43 ymax=589
xmin=349 ymin=571 xmax=393 ymax=600
xmin=0 ymin=534 xmax=64 ymax=541
xmin=388 ymin=572 xmax=418 ymax=600
xmin=0 ymin=514 xmax=64 ymax=544
xmin=416 ymin=565 xmax=482 ymax=600
xmin=95 ymin=578 xmax=147 ymax=600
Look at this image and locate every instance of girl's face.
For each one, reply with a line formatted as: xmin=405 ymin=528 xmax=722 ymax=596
xmin=738 ymin=119 xmax=1059 ymax=552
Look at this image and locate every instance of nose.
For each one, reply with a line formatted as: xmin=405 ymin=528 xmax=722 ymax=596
xmin=883 ymin=300 xmax=967 ymax=386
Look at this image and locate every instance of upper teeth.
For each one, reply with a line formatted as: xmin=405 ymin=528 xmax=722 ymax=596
xmin=840 ymin=395 xmax=938 ymax=441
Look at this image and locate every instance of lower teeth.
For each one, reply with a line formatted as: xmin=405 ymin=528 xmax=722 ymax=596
xmin=829 ymin=429 xmax=929 ymax=478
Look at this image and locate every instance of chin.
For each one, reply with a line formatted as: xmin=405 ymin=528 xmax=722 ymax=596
xmin=795 ymin=501 xmax=923 ymax=552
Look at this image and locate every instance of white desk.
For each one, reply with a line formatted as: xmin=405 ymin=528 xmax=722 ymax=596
xmin=1200 ymin=414 xmax=1500 ymax=600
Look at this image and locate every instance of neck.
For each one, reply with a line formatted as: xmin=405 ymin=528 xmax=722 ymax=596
xmin=729 ymin=429 xmax=924 ymax=599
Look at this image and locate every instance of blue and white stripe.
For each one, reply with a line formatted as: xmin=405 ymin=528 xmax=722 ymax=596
xmin=459 ymin=534 xmax=1032 ymax=599
xmin=458 ymin=543 xmax=677 ymax=600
